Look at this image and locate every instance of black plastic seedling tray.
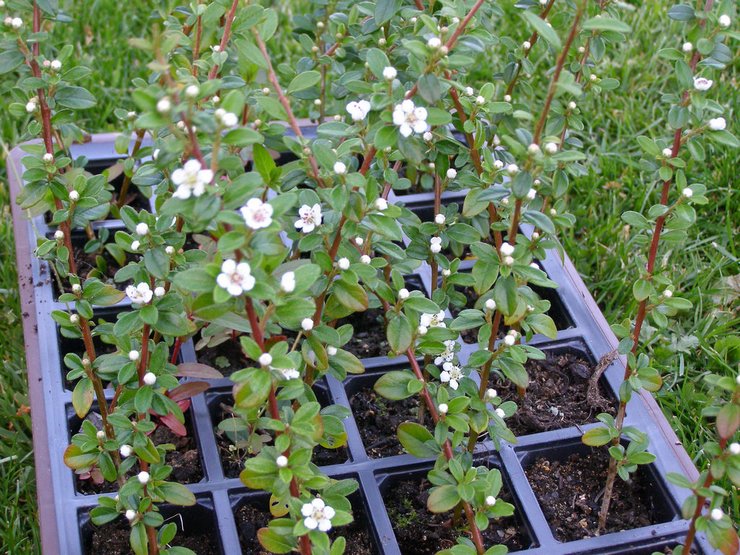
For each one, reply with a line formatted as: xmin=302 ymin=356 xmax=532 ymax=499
xmin=9 ymin=134 xmax=717 ymax=554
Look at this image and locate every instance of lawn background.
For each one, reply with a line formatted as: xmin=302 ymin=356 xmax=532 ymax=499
xmin=0 ymin=1 xmax=736 ymax=553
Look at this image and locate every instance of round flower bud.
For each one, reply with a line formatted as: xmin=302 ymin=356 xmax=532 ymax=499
xmin=276 ymin=455 xmax=288 ymax=468
xmin=504 ymin=335 xmax=516 ymax=346
xmin=522 ymin=41 xmax=531 ymax=50
xmin=430 ymin=242 xmax=442 ymax=254
xmin=185 ymin=84 xmax=199 ymax=98
xmin=301 ymin=318 xmax=314 ymax=331
xmin=527 ymin=188 xmax=537 ymax=200
xmin=398 ymin=288 xmax=410 ymax=300
xmin=485 ymin=496 xmax=497 ymax=506
xmin=120 ymin=444 xmax=133 ymax=457
xmin=495 ymin=408 xmax=506 ymax=418
xmin=71 ymin=283 xmax=82 ymax=294
xmin=485 ymin=299 xmax=497 ymax=311
xmin=435 ymin=213 xmax=446 ymax=225
xmin=442 ymin=268 xmax=451 ymax=277
xmin=327 ymin=346 xmax=338 ymax=356
xmin=662 ymin=148 xmax=673 ymax=157
xmin=464 ymin=86 xmax=474 ymax=96
xmin=360 ymin=254 xmax=371 ymax=265
xmin=337 ymin=257 xmax=350 ymax=270
xmin=710 ymin=508 xmax=724 ymax=521
xmin=316 ymin=21 xmax=325 ymax=29
xmin=568 ymin=101 xmax=577 ymax=110
xmin=500 ymin=242 xmax=515 ymax=256
xmin=125 ymin=509 xmax=137 ymax=521
xmin=137 ymin=471 xmax=150 ymax=485
xmin=262 ymin=87 xmax=270 ymax=95
xmin=708 ymin=117 xmax=726 ymax=131
xmin=446 ymin=168 xmax=457 ymax=179
xmin=96 ymin=430 xmax=106 ymax=440
xmin=333 ymin=161 xmax=347 ymax=175
xmin=135 ymin=222 xmax=149 ymax=236
xmin=476 ymin=95 xmax=485 ymax=105
xmin=506 ymin=163 xmax=519 ymax=175
xmin=427 ymin=37 xmax=442 ymax=49
xmin=439 ymin=45 xmax=449 ymax=55
xmin=549 ymin=208 xmax=558 ymax=216
xmin=354 ymin=236 xmax=364 ymax=246
xmin=54 ymin=229 xmax=65 ymax=240
xmin=11 ymin=17 xmax=23 ymax=29
xmin=531 ymin=231 xmax=540 ymax=240
xmin=718 ymin=14 xmax=731 ymax=28
xmin=42 ymin=153 xmax=54 ymax=164
xmin=545 ymin=142 xmax=558 ymax=154
xmin=578 ymin=46 xmax=586 ymax=53
xmin=156 ymin=97 xmax=171 ymax=113
xmin=423 ymin=131 xmax=433 ymax=141
xmin=503 ymin=94 xmax=512 ymax=103
xmin=143 ymin=372 xmax=156 ymax=386
xmin=69 ymin=314 xmax=80 ymax=325
xmin=130 ymin=240 xmax=140 ymax=251
xmin=383 ymin=66 xmax=397 ymax=80
xmin=493 ymin=160 xmax=504 ymax=170
xmin=378 ymin=38 xmax=387 ymax=47
xmin=313 ymin=99 xmax=322 ymax=106
xmin=589 ymin=74 xmax=598 ymax=82
xmin=486 ymin=388 xmax=497 ymax=400
xmin=417 ymin=325 xmax=428 ymax=336
xmin=165 ymin=246 xmax=175 ymax=255
xmin=528 ymin=143 xmax=540 ymax=155
xmin=663 ymin=289 xmax=673 ymax=298
xmin=438 ymin=403 xmax=448 ymax=415
xmin=729 ymin=443 xmax=740 ymax=455
xmin=68 ymin=190 xmax=80 ymax=202
xmin=128 ymin=350 xmax=140 ymax=361
xmin=503 ymin=255 xmax=514 ymax=266
xmin=258 ymin=353 xmax=273 ymax=367
xmin=682 ymin=42 xmax=693 ymax=53
xmin=428 ymin=162 xmax=435 ymax=170
xmin=212 ymin=45 xmax=221 ymax=52
xmin=154 ymin=286 xmax=165 ymax=297
xmin=374 ymin=198 xmax=388 ymax=211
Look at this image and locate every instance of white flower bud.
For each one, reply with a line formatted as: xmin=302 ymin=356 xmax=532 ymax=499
xmin=71 ymin=283 xmax=82 ymax=294
xmin=11 ymin=17 xmax=22 ymax=29
xmin=374 ymin=198 xmax=388 ymax=211
xmin=504 ymin=335 xmax=515 ymax=346
xmin=423 ymin=131 xmax=433 ymax=141
xmin=360 ymin=255 xmax=371 ymax=265
xmin=663 ymin=289 xmax=673 ymax=298
xmin=493 ymin=160 xmax=504 ymax=170
xmin=718 ymin=14 xmax=731 ymax=28
xmin=495 ymin=408 xmax=506 ymax=418
xmin=68 ymin=190 xmax=80 ymax=202
xmin=156 ymin=97 xmax=171 ymax=113
xmin=383 ymin=66 xmax=397 ymax=80
xmin=333 ymin=161 xmax=347 ymax=175
xmin=485 ymin=299 xmax=497 ymax=311
xmin=154 ymin=286 xmax=165 ymax=297
xmin=500 ymin=242 xmax=515 ymax=256
xmin=185 ymin=84 xmax=199 ymax=98
xmin=417 ymin=325 xmax=428 ymax=336
xmin=545 ymin=142 xmax=558 ymax=154
xmin=337 ymin=257 xmax=350 ymax=270
xmin=259 ymin=353 xmax=273 ymax=367
xmin=527 ymin=188 xmax=537 ymax=200
xmin=531 ymin=231 xmax=540 ymax=240
xmin=442 ymin=268 xmax=451 ymax=277
xmin=506 ymin=163 xmax=519 ymax=175
xmin=280 ymin=271 xmax=296 ymax=293
xmin=313 ymin=99 xmax=322 ymax=106
xmin=54 ymin=230 xmax=64 ymax=240
xmin=135 ymin=222 xmax=149 ymax=236
xmin=710 ymin=508 xmax=724 ymax=521
xmin=522 ymin=41 xmax=531 ymax=50
xmin=130 ymin=240 xmax=140 ymax=251
xmin=128 ymin=350 xmax=140 ymax=361
xmin=682 ymin=42 xmax=693 ymax=53
xmin=427 ymin=37 xmax=442 ymax=49
xmin=398 ymin=288 xmax=410 ymax=300
xmin=578 ymin=46 xmax=586 ymax=54
xmin=143 ymin=372 xmax=156 ymax=386
xmin=568 ymin=101 xmax=577 ymax=110
xmin=662 ymin=148 xmax=673 ymax=157
xmin=125 ymin=509 xmax=137 ymax=521
xmin=96 ymin=430 xmax=106 ymax=440
xmin=446 ymin=168 xmax=457 ymax=179
xmin=276 ymin=455 xmax=288 ymax=468
xmin=165 ymin=246 xmax=175 ymax=255
xmin=503 ymin=255 xmax=514 ymax=266
xmin=25 ymin=101 xmax=38 ymax=113
xmin=137 ymin=471 xmax=150 ymax=485
xmin=485 ymin=496 xmax=497 ymax=506
xmin=212 ymin=45 xmax=221 ymax=52
xmin=333 ymin=114 xmax=341 ymax=121
xmin=476 ymin=95 xmax=485 ymax=105
xmin=486 ymin=388 xmax=497 ymax=400
xmin=729 ymin=443 xmax=740 ymax=455
xmin=435 ymin=213 xmax=446 ymax=225
xmin=378 ymin=38 xmax=387 ymax=47
xmin=327 ymin=346 xmax=338 ymax=356
xmin=430 ymin=243 xmax=442 ymax=254
xmin=43 ymin=153 xmax=54 ymax=163
xmin=438 ymin=403 xmax=448 ymax=415
xmin=262 ymin=87 xmax=270 ymax=95
xmin=120 ymin=444 xmax=133 ymax=457
xmin=301 ymin=318 xmax=314 ymax=331
xmin=549 ymin=208 xmax=558 ymax=216
xmin=708 ymin=117 xmax=726 ymax=131
xmin=212 ymin=96 xmax=220 ymax=104
xmin=127 ymin=111 xmax=137 ymax=119
xmin=439 ymin=45 xmax=449 ymax=55
xmin=503 ymin=94 xmax=512 ymax=103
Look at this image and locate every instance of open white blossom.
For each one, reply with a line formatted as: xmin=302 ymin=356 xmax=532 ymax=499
xmin=392 ymin=99 xmax=429 ymax=137
xmin=420 ymin=311 xmax=446 ymax=329
xmin=126 ymin=283 xmax=153 ymax=304
xmin=708 ymin=117 xmax=726 ymax=131
xmin=440 ymin=362 xmax=463 ymax=390
xmin=241 ymin=198 xmax=273 ymax=230
xmin=217 ymin=259 xmax=255 ymax=296
xmin=295 ymin=203 xmax=322 ymax=233
xmin=693 ymin=76 xmax=713 ymax=91
xmin=301 ymin=498 xmax=335 ymax=532
xmin=435 ymin=213 xmax=446 ymax=225
xmin=434 ymin=340 xmax=457 ymax=365
xmin=346 ymin=100 xmax=371 ymax=121
xmin=172 ymin=159 xmax=213 ymax=199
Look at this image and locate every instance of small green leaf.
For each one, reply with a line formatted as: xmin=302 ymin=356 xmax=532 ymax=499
xmin=521 ymin=11 xmax=561 ymax=49
xmin=398 ymin=422 xmax=438 ymax=458
xmin=427 ymin=484 xmax=461 ymax=513
xmin=287 ymin=71 xmax=321 ymax=94
xmin=582 ymin=426 xmax=612 ymax=446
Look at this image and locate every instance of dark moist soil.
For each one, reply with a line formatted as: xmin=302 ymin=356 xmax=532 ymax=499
xmin=349 ymin=385 xmax=424 ymax=459
xmin=236 ymin=498 xmax=374 ymax=555
xmin=336 ymin=308 xmax=389 ymax=359
xmin=526 ymin=450 xmax=663 ymax=542
xmin=76 ymin=420 xmax=202 ymax=494
xmin=195 ymin=334 xmax=248 ymax=377
xmin=54 ymin=243 xmax=130 ymax=296
xmin=384 ymin=476 xmax=530 ymax=554
xmin=490 ymin=352 xmax=616 ymax=436
xmin=88 ymin=517 xmax=216 ymax=554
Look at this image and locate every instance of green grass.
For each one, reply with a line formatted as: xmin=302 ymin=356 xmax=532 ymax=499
xmin=0 ymin=1 xmax=737 ymax=550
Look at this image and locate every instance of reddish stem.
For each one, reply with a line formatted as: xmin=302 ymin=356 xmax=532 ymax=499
xmin=207 ymin=0 xmax=239 ymax=79
xmin=505 ymin=0 xmax=556 ymax=97
xmin=192 ymin=15 xmax=203 ymax=76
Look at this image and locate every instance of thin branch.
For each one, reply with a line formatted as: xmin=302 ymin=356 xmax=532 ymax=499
xmin=207 ymin=0 xmax=239 ymax=79
xmin=505 ymin=0 xmax=557 ymax=97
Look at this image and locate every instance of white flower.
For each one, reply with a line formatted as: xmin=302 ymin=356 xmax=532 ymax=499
xmin=446 ymin=168 xmax=457 ymax=179
xmin=185 ymin=84 xmax=200 ymax=98
xmin=143 ymin=372 xmax=156 ymax=386
xmin=522 ymin=40 xmax=531 ymax=50
xmin=154 ymin=286 xmax=166 ymax=298
xmin=120 ymin=444 xmax=133 ymax=457
xmin=527 ymin=188 xmax=537 ymax=200
xmin=527 ymin=143 xmax=540 ymax=155
xmin=295 ymin=203 xmax=322 ymax=233
xmin=504 ymin=335 xmax=515 ymax=346
xmin=438 ymin=403 xmax=448 ymax=415
xmin=663 ymin=289 xmax=673 ymax=298
xmin=503 ymin=255 xmax=514 ymax=266
xmin=135 ymin=222 xmax=149 ymax=236
xmin=162 ymin=245 xmax=174 ymax=254
xmin=427 ymin=37 xmax=442 ymax=49
xmin=545 ymin=142 xmax=558 ymax=154
xmin=337 ymin=257 xmax=350 ymax=270
xmin=280 ymin=368 xmax=300 ymax=380
xmin=662 ymin=148 xmax=673 ymax=157
xmin=280 ymin=272 xmax=296 ymax=293
xmin=500 ymin=242 xmax=515 ymax=256
xmin=421 ymin=310 xmax=446 ymax=329
xmin=708 ymin=117 xmax=726 ymax=131
xmin=259 ymin=353 xmax=272 ymax=367
xmin=11 ymin=17 xmax=22 ymax=29
xmin=423 ymin=131 xmax=433 ymax=141
xmin=486 ymin=388 xmax=498 ymax=400
xmin=171 ymin=159 xmax=213 ymax=199
xmin=434 ymin=340 xmax=457 ymax=365
xmin=485 ymin=496 xmax=497 ymax=506
xmin=476 ymin=95 xmax=485 ymax=105
xmin=693 ymin=77 xmax=713 ymax=91
xmin=495 ymin=408 xmax=506 ymax=418
xmin=568 ymin=101 xmax=577 ymax=110
xmin=276 ymin=455 xmax=288 ymax=468
xmin=718 ymin=14 xmax=731 ymax=28
xmin=506 ymin=163 xmax=519 ymax=175
xmin=729 ymin=443 xmax=740 ymax=455
xmin=710 ymin=508 xmax=724 ymax=521
xmin=128 ymin=350 xmax=140 ymax=361
xmin=493 ymin=160 xmax=504 ymax=170
xmin=217 ymin=259 xmax=255 ymax=296
xmin=152 ymin=148 xmax=160 ymax=160
xmin=126 ymin=283 xmax=153 ymax=304
xmin=156 ymin=97 xmax=171 ymax=113
xmin=464 ymin=86 xmax=474 ymax=96
xmin=417 ymin=325 xmax=428 ymax=336
xmin=327 ymin=346 xmax=338 ymax=356
xmin=96 ymin=430 xmax=106 ymax=440
xmin=737 ymin=374 xmax=740 ymax=385
xmin=682 ymin=42 xmax=693 ymax=52
xmin=360 ymin=255 xmax=372 ymax=265
xmin=430 ymin=236 xmax=442 ymax=254
xmin=69 ymin=314 xmax=80 ymax=325
xmin=435 ymin=213 xmax=446 ymax=225
xmin=131 ymin=240 xmax=140 ymax=251
xmin=67 ymin=189 xmax=80 ymax=202
xmin=71 ymin=283 xmax=81 ymax=294
xmin=54 ymin=230 xmax=64 ymax=240
xmin=398 ymin=288 xmax=410 ymax=300
xmin=43 ymin=153 xmax=54 ymax=163
xmin=503 ymin=95 xmax=512 ymax=103
xmin=440 ymin=362 xmax=463 ymax=390
xmin=590 ymin=73 xmax=598 ymax=82
xmin=301 ymin=318 xmax=314 ymax=331
xmin=25 ymin=100 xmax=36 ymax=113
xmin=374 ymin=198 xmax=388 ymax=211
xmin=485 ymin=299 xmax=497 ymax=311
xmin=241 ymin=198 xmax=274 ymax=230
xmin=49 ymin=59 xmax=62 ymax=72
xmin=125 ymin=509 xmax=137 ymax=521
xmin=392 ymin=99 xmax=429 ymax=137
xmin=346 ymin=100 xmax=371 ymax=121
xmin=333 ymin=161 xmax=347 ymax=175
xmin=219 ymin=111 xmax=238 ymax=127
xmin=442 ymin=268 xmax=451 ymax=277
xmin=383 ymin=66 xmax=397 ymax=80
xmin=137 ymin=471 xmax=150 ymax=485
xmin=301 ymin=498 xmax=335 ymax=532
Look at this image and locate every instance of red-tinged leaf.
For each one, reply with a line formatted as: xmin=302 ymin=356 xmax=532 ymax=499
xmin=176 ymin=362 xmax=224 ymax=379
xmin=159 ymin=413 xmax=187 ymax=437
xmin=64 ymin=444 xmax=98 ymax=470
xmin=168 ymin=381 xmax=211 ymax=402
xmin=716 ymin=403 xmax=740 ymax=440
